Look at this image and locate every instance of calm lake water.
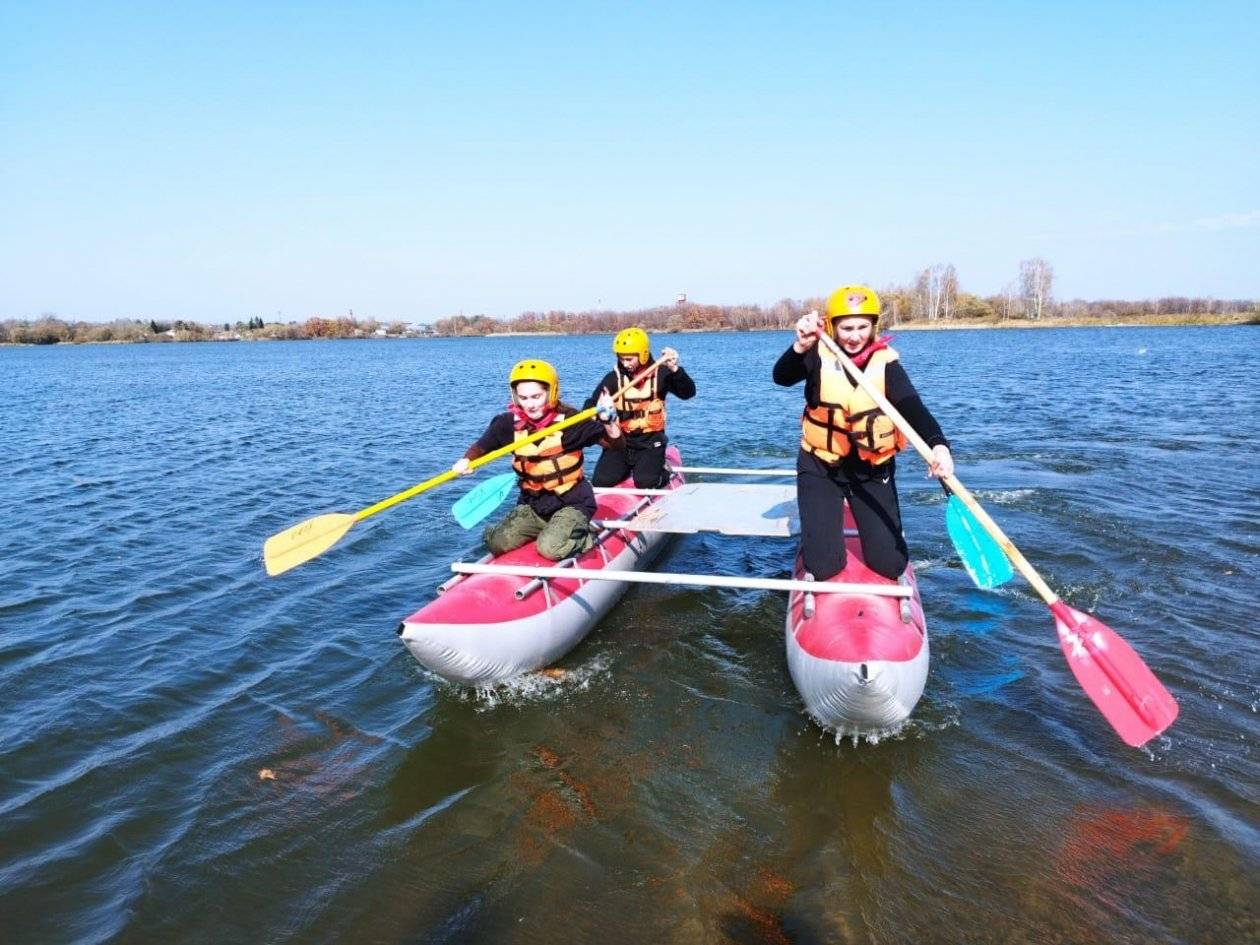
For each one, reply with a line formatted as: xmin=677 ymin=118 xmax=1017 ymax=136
xmin=2 ymin=327 xmax=1257 ymax=944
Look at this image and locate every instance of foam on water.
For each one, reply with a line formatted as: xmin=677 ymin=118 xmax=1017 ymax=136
xmin=444 ymin=653 xmax=616 ymax=710
xmin=971 ymin=487 xmax=1038 ymax=504
xmin=822 ymin=702 xmax=963 ymax=748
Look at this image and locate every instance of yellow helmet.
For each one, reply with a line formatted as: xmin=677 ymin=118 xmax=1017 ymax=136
xmin=825 ymin=285 xmax=881 ymax=330
xmin=613 ymin=327 xmax=650 ymax=363
xmin=508 ymin=358 xmax=559 ymax=407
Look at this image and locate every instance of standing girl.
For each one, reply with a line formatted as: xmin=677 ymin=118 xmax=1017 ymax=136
xmin=773 ymin=285 xmax=954 ymax=580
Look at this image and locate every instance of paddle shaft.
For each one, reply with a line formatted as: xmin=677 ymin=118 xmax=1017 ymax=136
xmin=355 ymin=359 xmax=665 ymax=523
xmin=815 ymin=332 xmax=1058 ymax=604
xmin=672 ymin=465 xmax=797 ymax=477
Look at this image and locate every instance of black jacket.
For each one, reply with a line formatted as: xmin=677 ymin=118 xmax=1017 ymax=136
xmin=584 ymin=364 xmax=696 ymax=447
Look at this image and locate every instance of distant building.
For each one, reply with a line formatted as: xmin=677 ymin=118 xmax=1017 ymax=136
xmin=676 ymin=293 xmax=687 ymax=306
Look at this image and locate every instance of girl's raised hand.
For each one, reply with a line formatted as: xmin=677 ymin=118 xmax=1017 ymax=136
xmin=794 ymin=310 xmax=822 ymax=353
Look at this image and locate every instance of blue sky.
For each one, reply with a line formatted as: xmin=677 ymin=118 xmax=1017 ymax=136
xmin=3 ymin=1 xmax=1257 ymax=322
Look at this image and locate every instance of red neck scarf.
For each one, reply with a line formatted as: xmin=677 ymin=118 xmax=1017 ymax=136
xmin=509 ymin=402 xmax=559 ymax=432
xmin=849 ymin=334 xmax=894 ymax=369
xmin=617 ymin=363 xmax=654 ymax=391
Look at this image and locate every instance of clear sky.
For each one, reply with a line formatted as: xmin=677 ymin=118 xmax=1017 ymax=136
xmin=3 ymin=1 xmax=1257 ymax=323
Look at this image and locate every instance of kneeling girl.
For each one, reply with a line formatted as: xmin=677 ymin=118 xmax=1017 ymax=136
xmin=454 ymin=359 xmax=623 ymax=561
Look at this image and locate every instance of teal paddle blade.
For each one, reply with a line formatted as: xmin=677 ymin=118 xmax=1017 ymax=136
xmin=945 ymin=495 xmax=1014 ymax=589
xmin=452 ymin=472 xmax=517 ymax=529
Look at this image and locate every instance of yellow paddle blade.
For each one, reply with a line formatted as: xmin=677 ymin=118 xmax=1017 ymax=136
xmin=263 ymin=513 xmax=356 ymax=576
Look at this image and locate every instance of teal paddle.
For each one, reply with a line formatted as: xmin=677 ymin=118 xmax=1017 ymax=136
xmin=943 ymin=485 xmax=1015 ymax=589
xmin=451 ymin=472 xmax=517 ymax=529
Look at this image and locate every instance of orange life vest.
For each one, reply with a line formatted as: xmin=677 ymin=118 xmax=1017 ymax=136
xmin=511 ymin=415 xmax=585 ymax=494
xmin=615 ymin=370 xmax=666 ymax=435
xmin=800 ymin=347 xmax=908 ymax=465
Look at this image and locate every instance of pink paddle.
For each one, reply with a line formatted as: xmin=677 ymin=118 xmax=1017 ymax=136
xmin=1052 ymin=602 xmax=1179 ymax=747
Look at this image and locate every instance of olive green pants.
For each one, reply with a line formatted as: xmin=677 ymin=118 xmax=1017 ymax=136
xmin=483 ymin=504 xmax=596 ymax=561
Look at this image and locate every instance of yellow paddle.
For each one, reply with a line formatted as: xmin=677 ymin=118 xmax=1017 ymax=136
xmin=262 ymin=359 xmax=663 ymax=576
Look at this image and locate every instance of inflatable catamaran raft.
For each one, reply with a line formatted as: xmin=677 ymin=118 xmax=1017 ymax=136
xmin=399 ymin=458 xmax=928 ymax=735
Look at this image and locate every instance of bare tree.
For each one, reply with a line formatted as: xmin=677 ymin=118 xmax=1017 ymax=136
xmin=768 ymin=297 xmax=800 ymax=327
xmin=1000 ymin=281 xmax=1021 ymax=319
xmin=914 ymin=264 xmax=956 ymax=321
xmin=941 ymin=264 xmax=958 ymax=320
xmin=879 ymin=284 xmax=912 ymax=327
xmin=914 ymin=268 xmax=938 ymax=321
xmin=913 ymin=270 xmax=929 ymax=320
xmin=1019 ymin=257 xmax=1054 ymax=319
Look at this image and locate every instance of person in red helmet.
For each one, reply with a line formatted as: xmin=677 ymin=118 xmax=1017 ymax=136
xmin=773 ymin=286 xmax=954 ymax=581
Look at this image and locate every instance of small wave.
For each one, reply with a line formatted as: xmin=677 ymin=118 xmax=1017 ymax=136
xmin=948 ymin=667 xmax=1025 ymax=697
xmin=1051 ymin=584 xmax=1105 ymax=613
xmin=971 ymin=488 xmax=1037 ymax=505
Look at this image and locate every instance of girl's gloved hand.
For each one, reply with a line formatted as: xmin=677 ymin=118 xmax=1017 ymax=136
xmin=596 ymin=390 xmax=619 ymax=425
xmin=927 ymin=445 xmax=954 ymax=479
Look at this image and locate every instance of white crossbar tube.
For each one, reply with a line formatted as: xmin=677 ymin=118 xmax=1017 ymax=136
xmin=592 ymin=487 xmax=674 ymax=495
xmin=436 ymin=552 xmax=492 ymax=594
xmin=449 ymin=562 xmax=912 ymax=598
xmin=593 ymin=521 xmax=857 ymax=538
xmin=672 ymin=466 xmax=797 ymax=477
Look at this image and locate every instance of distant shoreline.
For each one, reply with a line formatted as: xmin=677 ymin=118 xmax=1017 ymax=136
xmin=890 ymin=312 xmax=1256 ymax=331
xmin=421 ymin=312 xmax=1260 ymax=336
xmin=1 ymin=311 xmax=1253 ymax=348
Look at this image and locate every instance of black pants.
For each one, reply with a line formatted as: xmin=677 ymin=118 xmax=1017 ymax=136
xmin=591 ymin=438 xmax=668 ymax=488
xmin=796 ymin=449 xmax=908 ymax=581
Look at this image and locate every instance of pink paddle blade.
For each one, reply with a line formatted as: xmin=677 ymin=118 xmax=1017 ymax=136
xmin=1051 ymin=602 xmax=1179 ymax=747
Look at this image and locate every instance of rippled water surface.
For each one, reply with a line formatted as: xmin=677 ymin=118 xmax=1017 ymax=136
xmin=2 ymin=328 xmax=1257 ymax=943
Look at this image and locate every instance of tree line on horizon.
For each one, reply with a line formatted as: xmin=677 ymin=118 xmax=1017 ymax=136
xmin=0 ymin=314 xmax=417 ymax=346
xmin=432 ymin=258 xmax=1257 ymax=336
xmin=4 ymin=258 xmax=1256 ymax=345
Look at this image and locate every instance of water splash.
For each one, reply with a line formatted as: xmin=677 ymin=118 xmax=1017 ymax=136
xmin=819 ymin=702 xmax=962 ymax=748
xmin=447 ymin=653 xmax=615 ymax=710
